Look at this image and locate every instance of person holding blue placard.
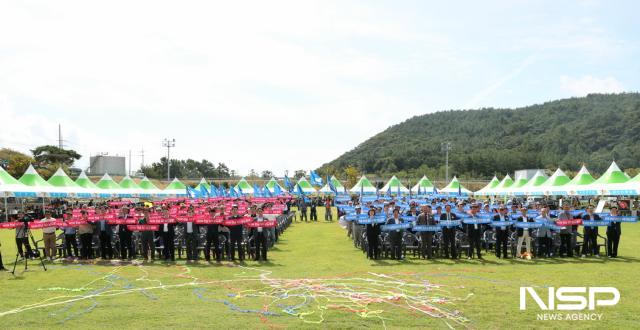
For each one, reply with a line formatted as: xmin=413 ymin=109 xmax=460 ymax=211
xmin=440 ymin=204 xmax=459 ymax=259
xmin=581 ymin=205 xmax=601 ymax=258
xmin=386 ymin=208 xmax=404 ymax=260
xmin=607 ymin=205 xmax=621 ymax=258
xmin=516 ymin=207 xmax=534 ymax=258
xmin=365 ymin=208 xmax=381 ymax=259
xmin=536 ymin=206 xmax=553 ymax=258
xmin=416 ymin=205 xmax=435 ymax=259
xmin=492 ymin=206 xmax=510 ymax=259
xmin=465 ymin=203 xmax=483 ymax=260
xmin=352 ymin=205 xmax=364 ymax=248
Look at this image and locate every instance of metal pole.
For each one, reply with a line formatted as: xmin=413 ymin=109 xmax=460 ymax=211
xmin=162 ymin=138 xmax=175 ymax=181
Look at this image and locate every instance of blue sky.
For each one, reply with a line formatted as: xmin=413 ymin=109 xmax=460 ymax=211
xmin=0 ymin=0 xmax=638 ymax=177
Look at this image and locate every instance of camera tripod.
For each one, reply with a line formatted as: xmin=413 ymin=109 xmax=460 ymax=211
xmin=11 ymin=224 xmax=47 ymax=274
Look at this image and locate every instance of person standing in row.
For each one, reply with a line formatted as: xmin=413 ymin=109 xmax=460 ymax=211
xmin=492 ymin=206 xmax=510 ymax=258
xmin=299 ymin=199 xmax=308 ymax=222
xmin=556 ymin=204 xmax=574 ymax=257
xmin=310 ymin=199 xmax=318 ymax=221
xmin=63 ymin=213 xmax=79 ymax=258
xmin=252 ymin=207 xmax=269 ymax=261
xmin=184 ymin=208 xmax=199 ymax=262
xmin=324 ymin=198 xmax=333 ymax=222
xmin=607 ymin=205 xmax=621 ymax=258
xmin=228 ymin=204 xmax=245 ymax=261
xmin=96 ymin=207 xmax=113 ymax=260
xmin=40 ymin=211 xmax=58 ymax=261
xmin=117 ymin=207 xmax=133 ymax=260
xmin=516 ymin=207 xmax=533 ymax=258
xmin=465 ymin=203 xmax=483 ymax=259
xmin=160 ymin=208 xmax=175 ymax=261
xmin=78 ymin=211 xmax=94 ymax=260
xmin=536 ymin=207 xmax=553 ymax=258
xmin=440 ymin=204 xmax=459 ymax=259
xmin=365 ymin=208 xmax=381 ymax=259
xmin=386 ymin=208 xmax=404 ymax=260
xmin=416 ymin=205 xmax=435 ymax=259
xmin=205 ymin=207 xmax=221 ymax=262
xmin=581 ymin=205 xmax=601 ymax=257
xmin=139 ymin=208 xmax=155 ymax=261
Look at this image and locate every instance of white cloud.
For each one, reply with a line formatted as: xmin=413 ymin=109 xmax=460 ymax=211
xmin=559 ymin=75 xmax=624 ymax=96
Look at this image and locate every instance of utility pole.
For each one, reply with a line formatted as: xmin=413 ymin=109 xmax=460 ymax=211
xmin=162 ymin=138 xmax=176 ymax=181
xmin=139 ymin=147 xmax=145 ymax=169
xmin=441 ymin=141 xmax=452 ymax=183
xmin=58 ymin=124 xmax=63 ymax=149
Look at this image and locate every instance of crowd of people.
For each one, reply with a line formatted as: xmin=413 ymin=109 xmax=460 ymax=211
xmin=339 ymin=197 xmax=633 ymax=261
xmin=0 ymin=197 xmax=294 ymax=270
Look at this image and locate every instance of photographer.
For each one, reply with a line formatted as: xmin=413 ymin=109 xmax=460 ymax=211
xmin=15 ymin=212 xmax=34 ymax=259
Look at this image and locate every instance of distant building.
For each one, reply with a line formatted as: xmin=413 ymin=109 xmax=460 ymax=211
xmin=89 ymin=155 xmax=126 ymax=176
xmin=514 ymin=169 xmax=545 ymax=181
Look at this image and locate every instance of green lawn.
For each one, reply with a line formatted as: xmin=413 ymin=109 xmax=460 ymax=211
xmin=0 ymin=207 xmax=638 ymax=329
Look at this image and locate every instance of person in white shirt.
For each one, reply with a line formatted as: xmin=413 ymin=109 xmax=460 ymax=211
xmin=41 ymin=211 xmax=58 ymax=261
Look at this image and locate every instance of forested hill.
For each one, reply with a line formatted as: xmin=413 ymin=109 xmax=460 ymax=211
xmin=319 ymin=93 xmax=640 ymax=179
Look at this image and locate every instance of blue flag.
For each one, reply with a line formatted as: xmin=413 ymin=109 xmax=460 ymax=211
xmin=263 ymin=185 xmax=272 ymax=197
xmin=186 ymin=186 xmax=198 ymax=199
xmin=458 ymin=184 xmax=461 ymax=196
xmin=210 ymin=185 xmax=218 ymax=197
xmin=310 ymin=170 xmax=323 ymax=186
xmin=328 ymin=177 xmax=338 ymax=194
xmin=253 ymin=183 xmax=262 ymax=197
xmin=237 ymin=186 xmax=244 ymax=196
xmin=274 ymin=183 xmax=283 ymax=195
xmin=199 ymin=185 xmax=209 ymax=198
xmin=284 ymin=175 xmax=293 ymax=192
xmin=296 ymin=183 xmax=305 ymax=196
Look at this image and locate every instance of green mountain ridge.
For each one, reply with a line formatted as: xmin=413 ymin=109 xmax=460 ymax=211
xmin=319 ymin=93 xmax=640 ymax=179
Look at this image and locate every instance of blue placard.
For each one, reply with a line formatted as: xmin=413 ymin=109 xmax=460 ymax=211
xmin=514 ymin=222 xmax=542 ymax=229
xmin=489 ymin=221 xmax=513 ymax=227
xmin=582 ymin=220 xmax=611 ymax=227
xmin=413 ymin=225 xmax=441 ymax=232
xmin=461 ymin=218 xmax=491 ymax=225
xmin=402 ymin=216 xmax=417 ymax=222
xmin=381 ymin=223 xmax=411 ymax=231
xmin=357 ymin=217 xmax=387 ymax=225
xmin=438 ymin=220 xmax=461 ymax=227
xmin=601 ymin=216 xmax=638 ymax=222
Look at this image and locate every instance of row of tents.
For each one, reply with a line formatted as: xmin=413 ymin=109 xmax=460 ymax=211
xmin=0 ymin=161 xmax=638 ymax=198
xmin=475 ymin=161 xmax=639 ymax=196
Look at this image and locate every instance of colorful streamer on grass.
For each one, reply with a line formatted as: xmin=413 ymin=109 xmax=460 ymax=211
xmin=0 ymin=262 xmax=473 ymax=328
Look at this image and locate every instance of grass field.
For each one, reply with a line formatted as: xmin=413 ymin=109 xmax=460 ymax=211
xmin=0 ymin=207 xmax=638 ymax=329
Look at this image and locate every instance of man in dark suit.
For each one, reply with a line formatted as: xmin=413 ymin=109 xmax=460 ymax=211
xmin=606 ymin=205 xmax=621 ymax=258
xmin=97 ymin=207 xmax=113 ymax=259
xmin=581 ymin=205 xmax=601 ymax=257
xmin=416 ymin=205 xmax=435 ymax=259
xmin=251 ymin=207 xmax=269 ymax=261
xmin=299 ymin=199 xmax=308 ymax=222
xmin=205 ymin=208 xmax=221 ymax=262
xmin=117 ymin=207 xmax=133 ymax=260
xmin=183 ymin=209 xmax=199 ymax=261
xmin=440 ymin=204 xmax=459 ymax=259
xmin=310 ymin=198 xmax=318 ymax=221
xmin=228 ymin=204 xmax=245 ymax=261
xmin=556 ymin=204 xmax=574 ymax=257
xmin=386 ymin=208 xmax=404 ymax=260
xmin=365 ymin=208 xmax=381 ymax=259
xmin=160 ymin=209 xmax=175 ymax=261
xmin=493 ymin=206 xmax=510 ymax=258
xmin=465 ymin=203 xmax=483 ymax=259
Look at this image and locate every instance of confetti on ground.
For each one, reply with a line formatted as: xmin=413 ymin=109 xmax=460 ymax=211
xmin=0 ymin=262 xmax=474 ymax=328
